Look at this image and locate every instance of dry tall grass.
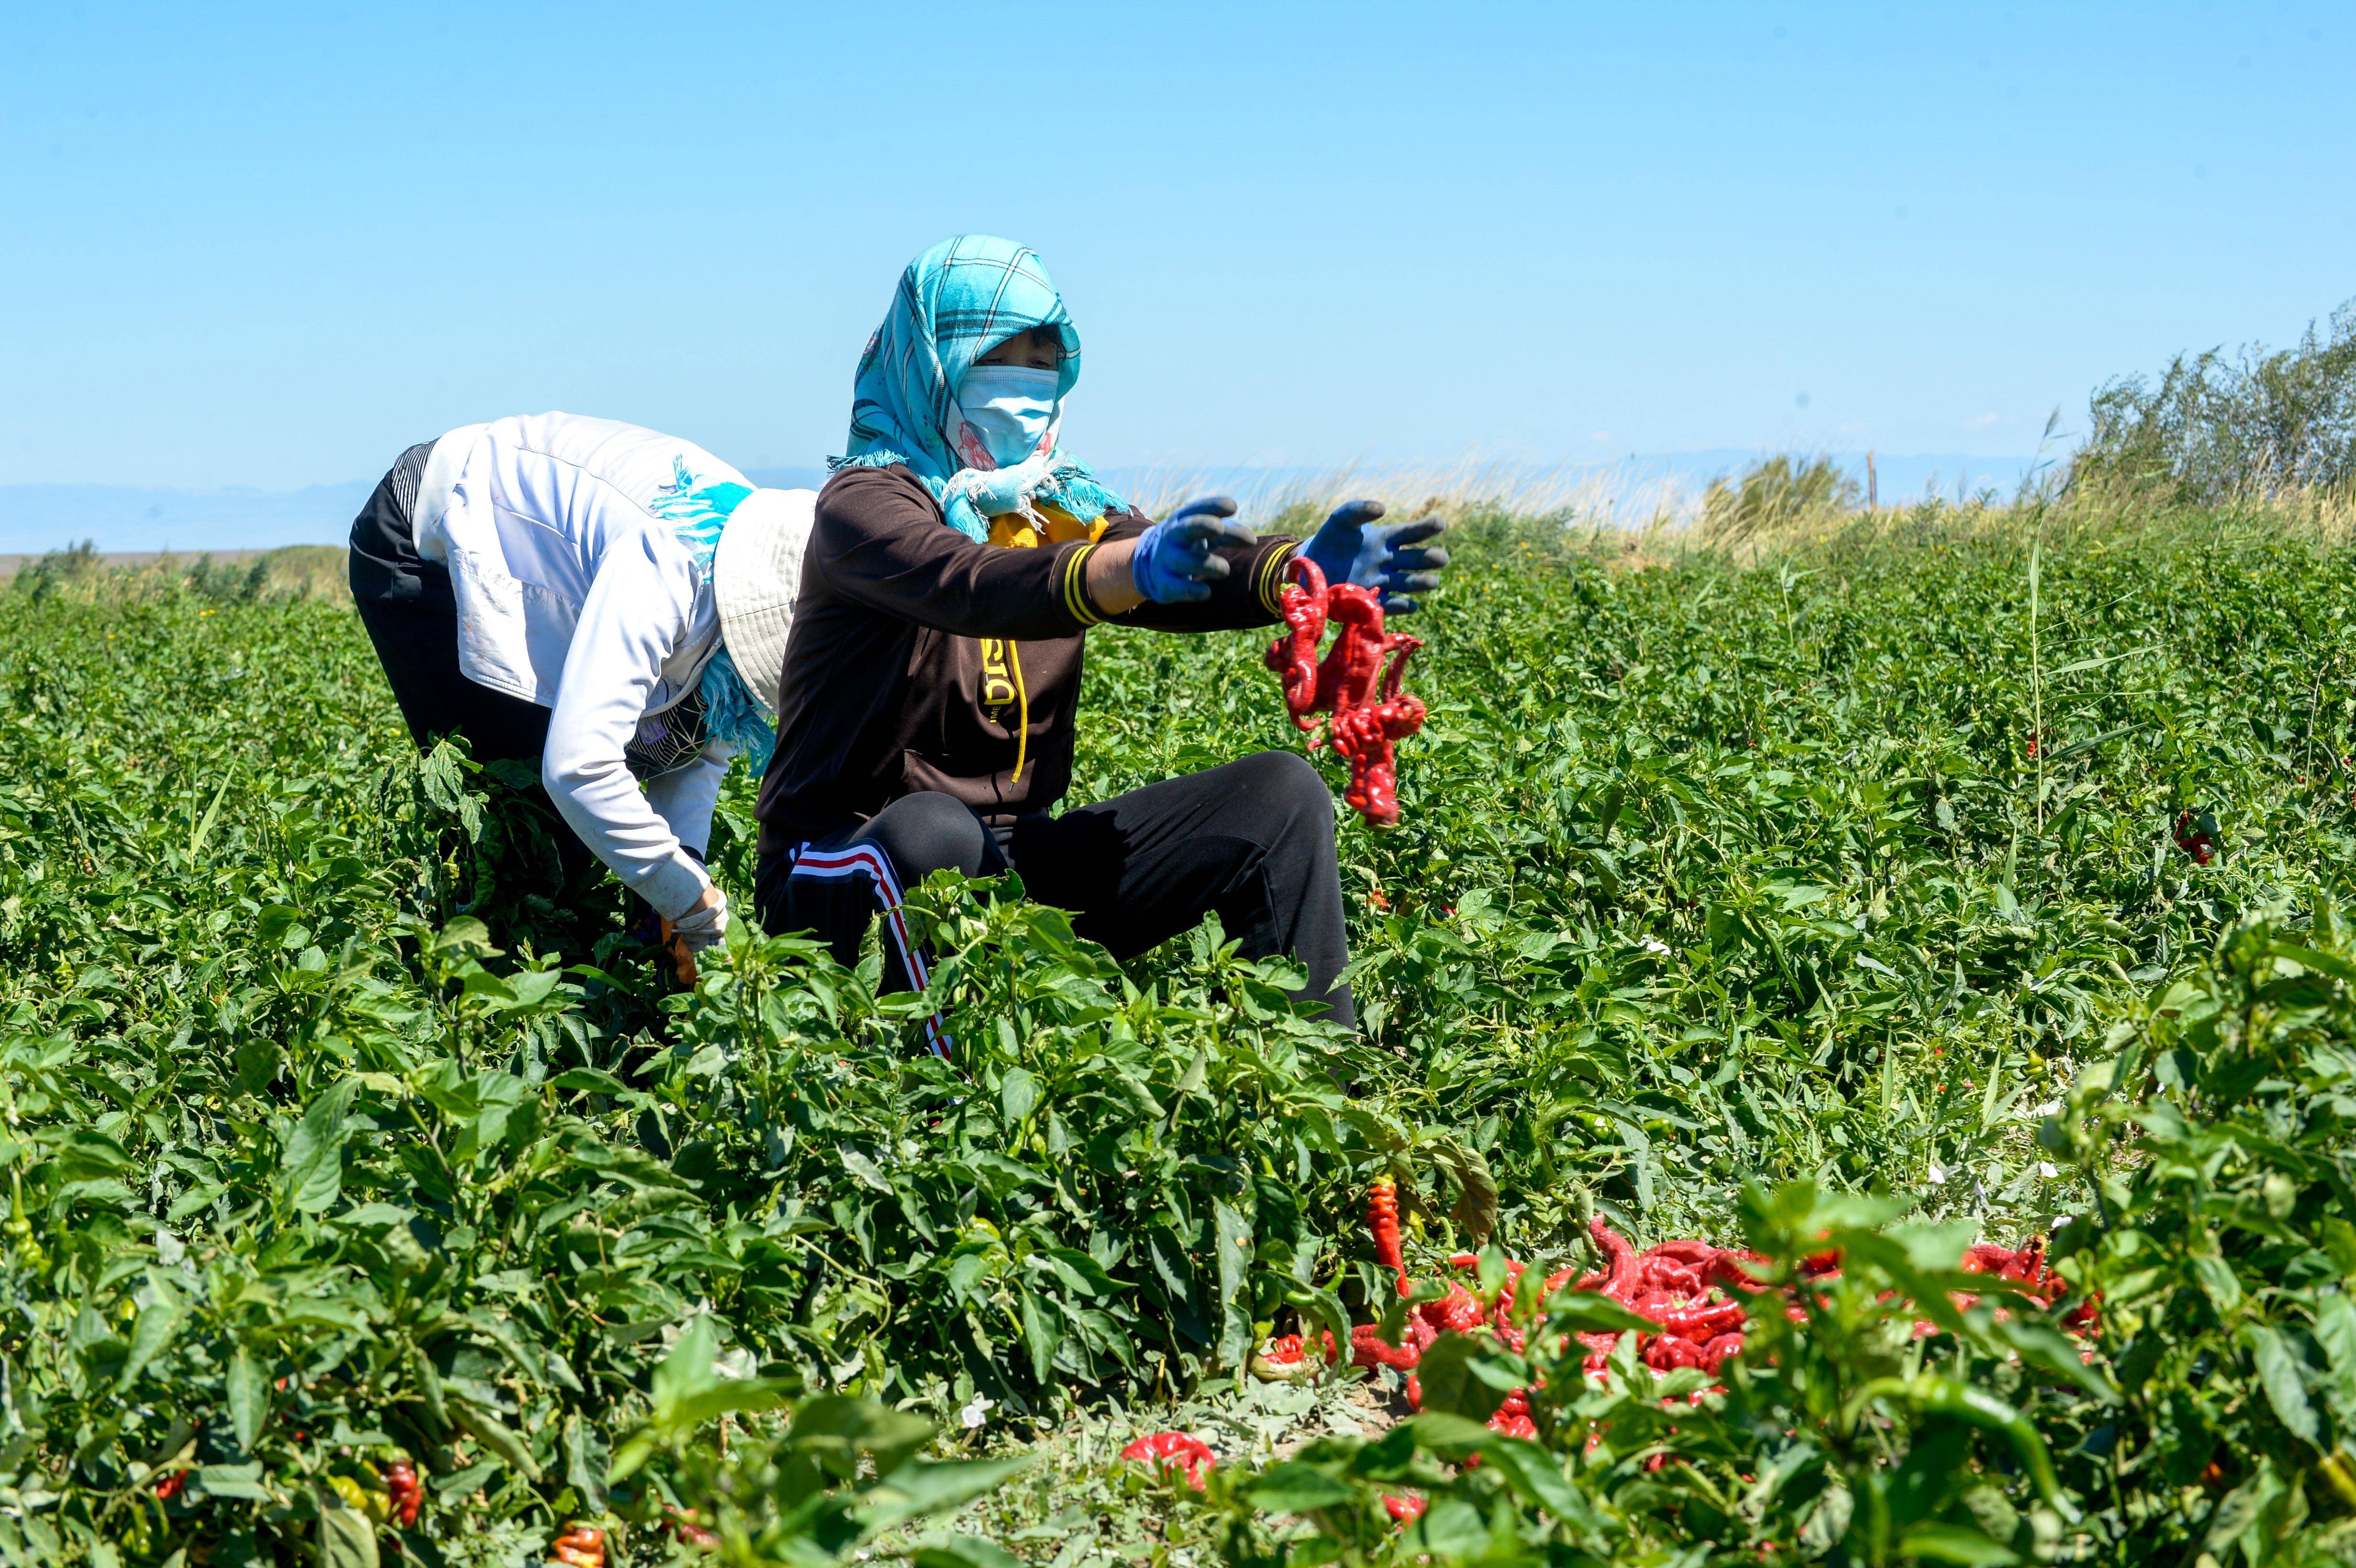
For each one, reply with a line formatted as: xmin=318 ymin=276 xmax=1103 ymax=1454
xmin=7 ymin=543 xmax=350 ymax=604
xmin=11 ymin=462 xmax=2355 ymax=611
xmin=1136 ymin=454 xmax=2356 ymax=569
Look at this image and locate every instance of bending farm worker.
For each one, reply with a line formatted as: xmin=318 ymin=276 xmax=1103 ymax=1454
xmin=348 ymin=414 xmax=810 ymax=975
xmin=752 ymin=235 xmax=1448 ymax=1048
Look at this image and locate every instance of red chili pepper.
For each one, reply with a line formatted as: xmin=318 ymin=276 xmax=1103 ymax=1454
xmin=550 ymin=1527 xmax=606 ymax=1568
xmin=1349 ymin=1321 xmax=1425 ymax=1371
xmin=1655 ymin=1299 xmax=1747 ymax=1340
xmin=667 ymin=1505 xmax=720 ymax=1547
xmin=153 ymin=1470 xmax=185 ymax=1501
xmin=1418 ymin=1284 xmax=1488 ymax=1335
xmin=1252 ymin=1330 xmax=1340 ymax=1381
xmin=1487 ymin=1406 xmax=1538 ymax=1439
xmin=383 ymin=1459 xmax=422 ymax=1528
xmin=1264 ymin=557 xmax=1427 ymax=828
xmin=1368 ymin=1177 xmax=1406 ymax=1290
xmin=1700 ymin=1330 xmax=1746 ymax=1371
xmin=1120 ymin=1432 xmax=1216 ymax=1489
xmin=1384 ymin=1493 xmax=1428 ymax=1523
xmin=1588 ymin=1215 xmax=1637 ymax=1301
xmin=2173 ymin=809 xmax=2216 ymax=865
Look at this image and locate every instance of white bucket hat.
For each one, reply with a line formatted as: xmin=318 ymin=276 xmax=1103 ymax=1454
xmin=712 ymin=486 xmax=817 ymax=719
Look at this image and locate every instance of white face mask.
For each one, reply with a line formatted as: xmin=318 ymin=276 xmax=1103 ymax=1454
xmin=950 ymin=365 xmax=1060 ymax=470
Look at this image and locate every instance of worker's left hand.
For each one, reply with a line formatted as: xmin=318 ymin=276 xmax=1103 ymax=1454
xmin=1300 ymin=501 xmax=1449 ymax=612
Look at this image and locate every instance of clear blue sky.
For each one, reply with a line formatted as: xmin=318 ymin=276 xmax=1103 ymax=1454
xmin=2 ymin=1 xmax=2349 ymax=490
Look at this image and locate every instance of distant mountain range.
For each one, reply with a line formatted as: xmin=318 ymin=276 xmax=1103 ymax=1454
xmin=0 ymin=453 xmax=2044 ymax=555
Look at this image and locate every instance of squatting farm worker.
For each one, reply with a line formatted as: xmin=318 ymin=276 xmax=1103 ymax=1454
xmin=348 ymin=414 xmax=810 ymax=972
xmin=753 ymin=235 xmax=1448 ymax=1047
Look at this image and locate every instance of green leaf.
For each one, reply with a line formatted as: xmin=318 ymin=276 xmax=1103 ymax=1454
xmin=226 ymin=1345 xmax=267 ymax=1450
xmin=1019 ymin=1289 xmax=1061 ymax=1385
xmin=1542 ymin=1289 xmax=1657 ymax=1336
xmin=2190 ymin=1251 xmax=2244 ymax=1314
xmin=2244 ymin=1323 xmax=2323 ymax=1447
xmin=450 ymin=1400 xmax=542 ymax=1482
xmin=1476 ymin=1437 xmax=1595 ymax=1527
xmin=188 ymin=772 xmax=233 ymax=858
xmin=1993 ymin=1315 xmax=2117 ymax=1403
xmin=840 ymin=1145 xmax=895 ymax=1194
xmin=314 ymin=1486 xmax=381 ymax=1568
xmin=1038 ymin=1247 xmax=1120 ymax=1298
xmin=1898 ymin=1522 xmax=2021 ymax=1566
xmin=913 ymin=1539 xmax=1023 ymax=1568
xmin=652 ymin=1316 xmax=720 ymax=1416
xmin=1411 ymin=1334 xmax=1527 ymax=1423
xmin=860 ymin=1456 xmax=1030 ymax=1533
xmin=1400 ymin=1412 xmax=1502 ymax=1457
xmin=547 ymin=1067 xmax=632 ymax=1095
xmin=999 ymin=1067 xmax=1038 ymax=1125
xmin=1431 ymin=1136 xmax=1500 ymax=1245
xmin=1863 ymin=1376 xmax=2075 ymax=1522
xmin=193 ymin=1462 xmax=270 ymax=1500
xmin=1213 ymin=1197 xmax=1253 ymax=1365
xmin=1242 ymin=1461 xmax=1354 ymax=1514
xmin=116 ymin=1287 xmax=182 ymax=1392
xmin=283 ymin=1076 xmax=358 ymax=1214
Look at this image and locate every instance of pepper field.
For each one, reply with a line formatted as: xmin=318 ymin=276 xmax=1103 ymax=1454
xmin=7 ymin=500 xmax=2356 ymax=1565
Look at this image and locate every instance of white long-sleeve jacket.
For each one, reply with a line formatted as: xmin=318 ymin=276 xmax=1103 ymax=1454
xmin=412 ymin=413 xmax=762 ymax=920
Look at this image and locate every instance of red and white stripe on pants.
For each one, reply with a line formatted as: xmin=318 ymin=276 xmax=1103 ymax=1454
xmin=785 ymin=840 xmax=951 ymax=1058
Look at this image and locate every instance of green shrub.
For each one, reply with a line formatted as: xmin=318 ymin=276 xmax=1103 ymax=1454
xmin=2076 ymin=300 xmax=2356 ymax=504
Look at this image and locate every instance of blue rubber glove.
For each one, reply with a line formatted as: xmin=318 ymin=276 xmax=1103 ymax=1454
xmin=1131 ymin=496 xmax=1259 ymax=604
xmin=1298 ymin=500 xmax=1450 ymax=612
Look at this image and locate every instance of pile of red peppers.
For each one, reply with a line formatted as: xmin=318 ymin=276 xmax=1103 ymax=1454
xmin=1265 ymin=557 xmax=1427 ymax=827
xmin=1317 ymin=1185 xmax=2090 ymax=1441
xmin=1122 ymin=1197 xmax=2099 ymax=1496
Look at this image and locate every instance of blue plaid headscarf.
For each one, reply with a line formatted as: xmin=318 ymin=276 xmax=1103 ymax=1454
xmin=833 ymin=235 xmax=1126 ymax=541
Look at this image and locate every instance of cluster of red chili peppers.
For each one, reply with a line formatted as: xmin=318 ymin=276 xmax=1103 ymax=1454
xmin=1118 ymin=1430 xmax=1218 ymax=1488
xmin=2173 ymin=808 xmax=2218 ymax=865
xmin=549 ymin=1525 xmax=606 ymax=1567
xmin=1123 ymin=1180 xmax=2096 ymax=1514
xmin=1264 ymin=557 xmax=1427 ymax=827
xmin=384 ymin=1459 xmax=423 ymax=1529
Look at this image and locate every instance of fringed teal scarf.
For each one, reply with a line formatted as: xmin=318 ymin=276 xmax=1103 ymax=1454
xmin=648 ymin=458 xmax=776 ymax=771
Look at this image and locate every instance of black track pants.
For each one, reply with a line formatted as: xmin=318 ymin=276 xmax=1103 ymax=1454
xmin=754 ymin=750 xmax=1355 ymax=1047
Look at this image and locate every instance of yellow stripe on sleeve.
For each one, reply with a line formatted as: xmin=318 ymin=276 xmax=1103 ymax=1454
xmin=1062 ymin=542 xmax=1106 ymax=627
xmin=1256 ymin=544 xmax=1300 ymax=618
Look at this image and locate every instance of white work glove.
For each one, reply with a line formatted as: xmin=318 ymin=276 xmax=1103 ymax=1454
xmin=668 ymin=889 xmax=730 ymax=953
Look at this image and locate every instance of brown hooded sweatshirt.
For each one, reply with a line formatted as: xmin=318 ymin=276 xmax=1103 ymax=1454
xmin=753 ymin=463 xmax=1299 ymax=858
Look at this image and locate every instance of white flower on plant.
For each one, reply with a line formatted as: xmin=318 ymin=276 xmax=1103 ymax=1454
xmin=1926 ymin=1162 xmax=1947 ymax=1184
xmin=2033 ymin=1100 xmax=2063 ymax=1117
xmin=960 ymin=1395 xmax=994 ymax=1430
xmin=1639 ymin=935 xmax=1672 ymax=957
xmin=2038 ymin=1161 xmax=2059 ymax=1178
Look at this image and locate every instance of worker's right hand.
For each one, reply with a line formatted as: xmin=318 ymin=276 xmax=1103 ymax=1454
xmin=1130 ymin=496 xmax=1257 ymax=604
xmin=663 ymin=885 xmax=729 ymax=986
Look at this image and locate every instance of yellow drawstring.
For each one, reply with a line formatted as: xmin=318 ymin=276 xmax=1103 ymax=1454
xmin=979 ymin=502 xmax=1102 ymax=788
xmin=1009 ymin=641 xmax=1030 ymax=784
